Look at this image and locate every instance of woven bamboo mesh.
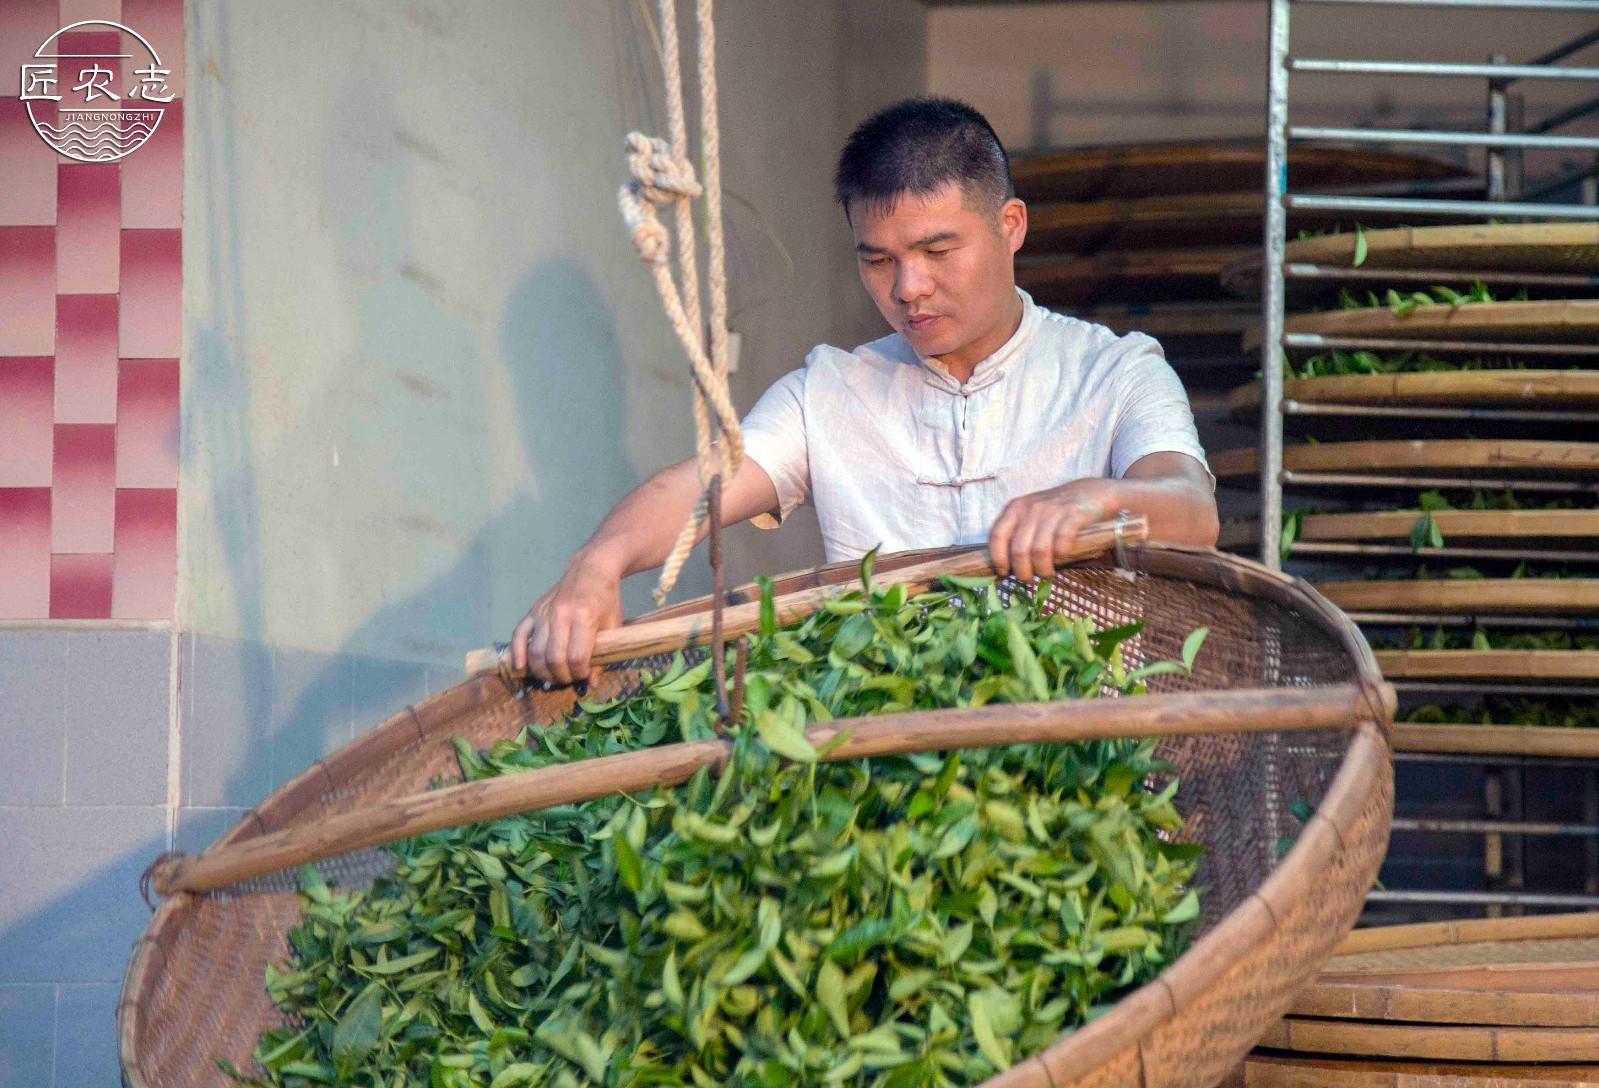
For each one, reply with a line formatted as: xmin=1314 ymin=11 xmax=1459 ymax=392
xmin=119 ymin=543 xmax=1394 ymax=1088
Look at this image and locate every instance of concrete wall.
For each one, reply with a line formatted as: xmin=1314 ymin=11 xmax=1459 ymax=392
xmin=930 ymin=2 xmax=1599 ymax=165
xmin=0 ymin=1 xmax=928 ymax=1084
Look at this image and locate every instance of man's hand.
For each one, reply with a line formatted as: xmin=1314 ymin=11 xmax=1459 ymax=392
xmin=987 ymin=479 xmax=1113 ymax=582
xmin=988 ymin=453 xmax=1219 ymax=581
xmin=510 ymin=552 xmax=625 ymax=687
xmin=505 ymin=455 xmax=784 ymax=687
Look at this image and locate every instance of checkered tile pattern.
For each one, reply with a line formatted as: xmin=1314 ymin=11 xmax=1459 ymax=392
xmin=0 ymin=0 xmax=183 ymax=619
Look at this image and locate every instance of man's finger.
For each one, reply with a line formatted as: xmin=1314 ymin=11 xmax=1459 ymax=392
xmin=1050 ymin=508 xmax=1091 ymax=570
xmin=1020 ymin=507 xmax=1067 ymax=582
xmin=525 ymin=619 xmax=552 ymax=684
xmin=988 ymin=502 xmax=1023 ymax=576
xmin=510 ymin=615 xmax=533 ymax=673
xmin=567 ymin=617 xmax=598 ymax=688
xmin=1008 ymin=508 xmax=1044 ymax=582
xmin=1029 ymin=508 xmax=1069 ymax=581
xmin=544 ymin=619 xmax=573 ymax=687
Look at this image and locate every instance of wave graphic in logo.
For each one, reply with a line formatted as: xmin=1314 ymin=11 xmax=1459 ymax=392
xmin=30 ymin=112 xmax=162 ymax=162
xmin=21 ymin=20 xmax=172 ymax=163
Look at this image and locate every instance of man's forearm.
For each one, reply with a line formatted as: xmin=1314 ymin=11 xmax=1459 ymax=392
xmin=566 ymin=454 xmax=780 ymax=582
xmin=1077 ymin=475 xmax=1219 ymax=546
xmin=568 ymin=460 xmax=705 ymax=581
xmin=988 ymin=458 xmax=1220 ymax=582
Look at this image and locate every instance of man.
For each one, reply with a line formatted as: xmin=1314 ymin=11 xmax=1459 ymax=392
xmin=513 ymin=97 xmax=1219 ymax=685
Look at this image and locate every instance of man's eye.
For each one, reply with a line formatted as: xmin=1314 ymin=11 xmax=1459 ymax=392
xmin=927 ymin=249 xmax=952 ymax=259
xmin=862 ymin=256 xmax=890 ymax=266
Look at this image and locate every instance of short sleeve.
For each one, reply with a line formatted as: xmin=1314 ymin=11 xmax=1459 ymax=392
xmin=739 ymin=367 xmax=811 ymax=528
xmin=1107 ymin=338 xmax=1218 ymax=493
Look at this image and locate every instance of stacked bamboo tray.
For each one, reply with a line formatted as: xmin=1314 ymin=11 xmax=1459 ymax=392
xmin=1217 ymin=221 xmax=1599 ymax=914
xmin=1242 ymin=913 xmax=1599 ymax=1088
xmin=1010 ymin=140 xmax=1471 ymax=350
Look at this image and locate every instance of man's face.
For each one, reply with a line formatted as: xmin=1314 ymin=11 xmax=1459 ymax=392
xmin=848 ymin=180 xmax=1027 ymax=361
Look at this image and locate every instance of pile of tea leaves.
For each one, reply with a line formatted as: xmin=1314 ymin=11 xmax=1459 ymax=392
xmin=227 ymin=563 xmax=1209 ymax=1088
xmin=1330 ymin=279 xmax=1527 ymax=316
xmin=1404 ymin=696 xmax=1599 ymax=729
xmin=1369 ymin=625 xmax=1599 ymax=652
xmin=1281 ymin=349 xmax=1537 ymax=380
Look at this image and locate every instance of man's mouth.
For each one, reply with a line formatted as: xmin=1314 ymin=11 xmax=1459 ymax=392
xmin=905 ymin=314 xmax=940 ymax=332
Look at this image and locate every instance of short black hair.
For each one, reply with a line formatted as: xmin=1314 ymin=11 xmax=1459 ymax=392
xmin=834 ymin=97 xmax=1015 ymax=220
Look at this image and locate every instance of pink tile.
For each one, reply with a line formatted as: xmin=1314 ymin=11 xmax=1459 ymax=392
xmin=118 ymin=228 xmax=178 ymax=357
xmin=120 ymin=0 xmax=183 ymax=102
xmin=119 ymin=96 xmax=179 ymax=228
xmin=56 ymin=162 xmax=119 ymax=292
xmin=0 ymin=226 xmax=56 ymax=354
xmin=61 ymin=2 xmax=122 ymax=23
xmin=112 ymin=486 xmax=174 ymax=618
xmin=51 ymin=30 xmax=123 ymax=117
xmin=0 ymin=0 xmax=59 ymax=98
xmin=0 ymin=357 xmax=54 ymax=486
xmin=115 ymin=357 xmax=176 ymax=487
xmin=51 ymin=422 xmax=114 ymax=552
xmin=0 ymin=487 xmax=51 ymax=618
xmin=0 ymin=97 xmax=60 ymax=226
xmin=54 ymin=293 xmax=118 ymax=422
xmin=50 ymin=551 xmax=112 ymax=618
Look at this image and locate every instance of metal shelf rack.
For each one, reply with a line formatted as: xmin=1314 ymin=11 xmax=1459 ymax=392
xmin=1257 ymin=0 xmax=1599 ymax=918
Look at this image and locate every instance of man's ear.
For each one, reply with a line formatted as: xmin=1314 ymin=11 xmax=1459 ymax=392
xmin=999 ymin=197 xmax=1027 ymax=255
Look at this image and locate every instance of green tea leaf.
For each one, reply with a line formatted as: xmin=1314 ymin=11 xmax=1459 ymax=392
xmin=331 ymin=983 xmax=383 ymax=1063
xmin=755 ymin=707 xmax=818 ymax=763
xmin=756 ymin=575 xmax=777 ymax=637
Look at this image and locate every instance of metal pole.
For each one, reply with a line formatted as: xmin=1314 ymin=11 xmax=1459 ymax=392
xmin=1526 ymin=23 xmax=1599 ymax=68
xmin=1294 ymin=0 xmax=1599 ymax=11
xmin=1283 ymin=333 xmax=1599 ymax=355
xmin=1484 ymin=766 xmax=1505 ymax=917
xmin=1284 ymin=263 xmax=1599 ymax=289
xmin=1586 ymin=771 xmax=1598 ymax=894
xmin=1508 ymin=91 xmax=1526 ymax=212
xmin=1261 ymin=0 xmax=1291 ymax=572
xmin=1367 ymin=888 xmax=1599 ymax=908
xmin=1530 ymin=93 xmax=1599 ymax=136
xmin=1507 ymin=765 xmax=1526 ymax=914
xmin=1279 ymin=468 xmax=1599 ymax=487
xmin=1392 ymin=816 xmax=1599 ymax=835
xmin=1288 ymin=542 xmax=1599 ymax=563
xmin=1394 ymin=679 xmax=1599 ymax=695
xmin=1399 ymin=752 xmax=1599 ymax=770
xmin=1288 ymin=126 xmax=1599 ymax=150
xmin=1350 ymin=613 xmax=1599 ymax=629
xmin=1029 ymin=67 xmax=1053 ymax=154
xmin=1285 ymin=193 xmax=1599 ymax=217
xmin=1488 ymin=54 xmax=1508 ymax=206
xmin=1291 ymin=58 xmax=1599 ymax=80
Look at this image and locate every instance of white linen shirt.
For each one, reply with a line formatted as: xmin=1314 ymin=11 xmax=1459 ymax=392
xmin=739 ymin=288 xmax=1216 ymax=563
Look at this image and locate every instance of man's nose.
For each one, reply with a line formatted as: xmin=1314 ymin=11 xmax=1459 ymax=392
xmin=895 ymin=259 xmax=932 ymax=304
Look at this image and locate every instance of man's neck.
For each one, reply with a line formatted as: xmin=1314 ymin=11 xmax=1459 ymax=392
xmin=931 ymin=289 xmax=1025 ymax=386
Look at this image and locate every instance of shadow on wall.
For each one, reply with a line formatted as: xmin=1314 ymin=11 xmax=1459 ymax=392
xmin=186 ymin=252 xmax=653 ymax=843
xmin=0 ymin=269 xmax=655 ymax=1087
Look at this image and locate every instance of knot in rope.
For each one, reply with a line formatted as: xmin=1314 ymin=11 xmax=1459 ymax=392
xmin=618 ymin=188 xmax=672 ymax=265
xmin=619 ymin=133 xmax=702 ymax=267
xmin=624 ymin=132 xmax=702 ymax=204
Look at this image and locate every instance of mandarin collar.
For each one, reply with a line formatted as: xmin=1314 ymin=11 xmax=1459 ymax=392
xmin=916 ymin=288 xmax=1041 ymax=394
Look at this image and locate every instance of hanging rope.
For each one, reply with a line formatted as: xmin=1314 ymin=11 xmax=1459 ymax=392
xmin=618 ymin=0 xmax=742 ymax=607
